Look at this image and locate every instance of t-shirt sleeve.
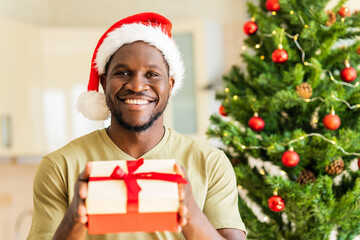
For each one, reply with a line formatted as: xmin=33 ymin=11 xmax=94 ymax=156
xmin=27 ymin=157 xmax=68 ymax=240
xmin=203 ymin=151 xmax=246 ymax=233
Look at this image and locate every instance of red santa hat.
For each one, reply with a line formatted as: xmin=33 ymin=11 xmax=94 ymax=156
xmin=77 ymin=12 xmax=185 ymax=121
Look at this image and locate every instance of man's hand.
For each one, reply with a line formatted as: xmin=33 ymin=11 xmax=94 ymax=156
xmin=174 ymin=164 xmax=246 ymax=240
xmin=174 ymin=164 xmax=193 ymax=231
xmin=53 ymin=162 xmax=92 ymax=240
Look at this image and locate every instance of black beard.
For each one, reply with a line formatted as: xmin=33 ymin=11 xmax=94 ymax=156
xmin=112 ymin=104 xmax=166 ymax=132
xmin=106 ymin=94 xmax=168 ymax=132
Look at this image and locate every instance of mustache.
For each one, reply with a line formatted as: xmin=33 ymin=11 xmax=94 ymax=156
xmin=115 ymin=90 xmax=157 ymax=101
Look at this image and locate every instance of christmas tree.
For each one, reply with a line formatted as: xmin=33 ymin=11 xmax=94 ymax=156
xmin=207 ymin=0 xmax=360 ymax=239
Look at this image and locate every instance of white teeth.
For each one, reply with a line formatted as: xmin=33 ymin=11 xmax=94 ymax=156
xmin=124 ymin=99 xmax=150 ymax=105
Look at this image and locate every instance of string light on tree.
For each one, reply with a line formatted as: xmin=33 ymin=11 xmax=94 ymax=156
xmin=340 ymin=60 xmax=357 ymax=82
xmin=323 ymin=108 xmax=341 ymax=130
xmin=277 ymin=29 xmax=359 ymax=88
xmin=233 ymin=132 xmax=360 ymax=157
xmin=328 ymin=70 xmax=359 ymax=88
xmin=282 ymin=147 xmax=300 ymax=167
xmin=248 ymin=112 xmax=265 ymax=132
xmin=243 ymin=17 xmax=258 ymax=35
xmin=330 ymin=94 xmax=360 ymax=110
xmin=263 ymin=28 xmax=360 ymax=89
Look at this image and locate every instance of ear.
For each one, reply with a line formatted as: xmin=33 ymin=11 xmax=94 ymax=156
xmin=100 ymin=74 xmax=107 ymax=92
xmin=168 ymin=77 xmax=175 ymax=95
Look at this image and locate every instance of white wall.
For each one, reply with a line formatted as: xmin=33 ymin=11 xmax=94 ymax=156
xmin=0 ymin=19 xmax=44 ymax=155
xmin=0 ymin=0 xmax=247 ymax=27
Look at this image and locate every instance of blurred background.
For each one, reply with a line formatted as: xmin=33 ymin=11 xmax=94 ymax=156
xmin=0 ymin=0 xmax=358 ymax=239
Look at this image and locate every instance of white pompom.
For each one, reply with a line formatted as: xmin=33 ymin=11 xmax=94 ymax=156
xmin=77 ymin=91 xmax=110 ymax=121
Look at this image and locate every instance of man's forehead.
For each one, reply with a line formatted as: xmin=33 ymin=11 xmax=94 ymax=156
xmin=117 ymin=40 xmax=160 ymax=53
xmin=109 ymin=41 xmax=169 ymax=69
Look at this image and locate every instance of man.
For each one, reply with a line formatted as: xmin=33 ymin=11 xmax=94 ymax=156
xmin=27 ymin=12 xmax=247 ymax=240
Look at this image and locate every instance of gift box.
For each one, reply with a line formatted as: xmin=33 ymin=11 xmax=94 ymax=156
xmin=86 ymin=158 xmax=187 ymax=234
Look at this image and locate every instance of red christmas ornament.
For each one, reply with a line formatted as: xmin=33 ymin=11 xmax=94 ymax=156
xmin=243 ymin=21 xmax=258 ymax=35
xmin=323 ymin=110 xmax=341 ymax=130
xmin=266 ymin=0 xmax=280 ymax=12
xmin=340 ymin=62 xmax=357 ymax=82
xmin=268 ymin=195 xmax=285 ymax=212
xmin=358 ymin=158 xmax=360 ymax=169
xmin=219 ymin=105 xmax=227 ymax=116
xmin=272 ymin=47 xmax=288 ymax=63
xmin=338 ymin=6 xmax=351 ymax=17
xmin=282 ymin=148 xmax=300 ymax=167
xmin=248 ymin=113 xmax=265 ymax=132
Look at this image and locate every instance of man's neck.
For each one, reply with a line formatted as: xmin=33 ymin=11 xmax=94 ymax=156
xmin=106 ymin=119 xmax=165 ymax=159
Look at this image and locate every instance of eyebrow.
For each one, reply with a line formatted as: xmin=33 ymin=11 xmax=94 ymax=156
xmin=111 ymin=63 xmax=161 ymax=70
xmin=110 ymin=63 xmax=129 ymax=70
xmin=147 ymin=64 xmax=161 ymax=69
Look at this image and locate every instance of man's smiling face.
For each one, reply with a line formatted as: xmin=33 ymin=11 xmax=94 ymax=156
xmin=100 ymin=41 xmax=174 ymax=132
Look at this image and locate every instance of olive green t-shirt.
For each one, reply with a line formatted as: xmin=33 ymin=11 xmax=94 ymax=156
xmin=27 ymin=127 xmax=246 ymax=239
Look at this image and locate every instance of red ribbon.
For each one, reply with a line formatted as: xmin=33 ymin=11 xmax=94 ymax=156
xmin=89 ymin=158 xmax=187 ymax=213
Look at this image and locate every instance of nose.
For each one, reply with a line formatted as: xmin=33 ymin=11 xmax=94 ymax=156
xmin=124 ymin=72 xmax=148 ymax=92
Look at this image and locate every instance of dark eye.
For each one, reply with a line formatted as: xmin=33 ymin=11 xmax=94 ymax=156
xmin=146 ymin=72 xmax=159 ymax=78
xmin=114 ymin=71 xmax=130 ymax=76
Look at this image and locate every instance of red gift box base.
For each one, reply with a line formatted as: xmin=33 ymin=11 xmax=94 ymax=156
xmin=88 ymin=212 xmax=179 ymax=234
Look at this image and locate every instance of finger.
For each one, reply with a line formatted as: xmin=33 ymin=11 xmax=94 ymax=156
xmin=78 ymin=181 xmax=88 ymax=200
xmin=179 ymin=216 xmax=187 ymax=227
xmin=178 ymin=203 xmax=188 ymax=219
xmin=178 ymin=205 xmax=188 ymax=227
xmin=178 ymin=183 xmax=186 ymax=201
xmin=77 ymin=204 xmax=88 ymax=224
xmin=78 ymin=162 xmax=93 ymax=182
xmin=174 ymin=163 xmax=185 ymax=178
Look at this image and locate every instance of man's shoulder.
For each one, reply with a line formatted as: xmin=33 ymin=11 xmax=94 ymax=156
xmin=166 ymin=128 xmax=225 ymax=157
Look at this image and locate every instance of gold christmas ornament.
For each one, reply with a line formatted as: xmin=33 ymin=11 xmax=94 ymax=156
xmin=297 ymin=169 xmax=316 ymax=185
xmin=326 ymin=11 xmax=336 ymax=26
xmin=296 ymin=82 xmax=313 ymax=99
xmin=325 ymin=159 xmax=345 ymax=175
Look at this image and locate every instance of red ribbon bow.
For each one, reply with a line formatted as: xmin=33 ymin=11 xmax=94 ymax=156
xmin=89 ymin=158 xmax=187 ymax=213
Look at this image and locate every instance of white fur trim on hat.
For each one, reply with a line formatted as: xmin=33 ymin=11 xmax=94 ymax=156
xmin=95 ymin=23 xmax=185 ymax=95
xmin=77 ymin=91 xmax=110 ymax=121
